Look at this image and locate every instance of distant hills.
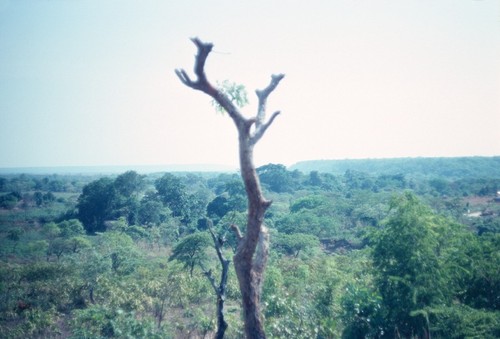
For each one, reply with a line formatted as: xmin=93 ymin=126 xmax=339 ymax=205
xmin=289 ymin=156 xmax=500 ymax=179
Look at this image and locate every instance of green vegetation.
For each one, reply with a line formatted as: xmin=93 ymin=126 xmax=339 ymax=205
xmin=211 ymin=80 xmax=249 ymax=114
xmin=291 ymin=156 xmax=500 ymax=179
xmin=0 ymin=157 xmax=499 ymax=338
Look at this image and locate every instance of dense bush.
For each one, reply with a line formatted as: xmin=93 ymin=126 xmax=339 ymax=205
xmin=1 ymin=161 xmax=499 ymax=337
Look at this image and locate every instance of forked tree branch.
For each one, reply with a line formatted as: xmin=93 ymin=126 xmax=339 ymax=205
xmin=207 ymin=219 xmax=229 ymax=266
xmin=250 ymin=110 xmax=281 ymax=145
xmin=175 ymin=38 xmax=284 ymax=140
xmin=255 ymin=74 xmax=285 ymax=128
xmin=202 ymin=267 xmax=218 ymax=294
xmin=251 ymin=74 xmax=284 ymax=145
xmin=175 ymin=38 xmax=244 ymax=123
xmin=175 ymin=38 xmax=213 ymax=91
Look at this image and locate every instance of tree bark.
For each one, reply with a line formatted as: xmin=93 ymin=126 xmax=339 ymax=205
xmin=176 ymin=38 xmax=284 ymax=338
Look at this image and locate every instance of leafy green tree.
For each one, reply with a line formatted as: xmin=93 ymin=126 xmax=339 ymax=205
xmin=138 ymin=191 xmax=170 ymax=226
xmin=47 ymin=238 xmax=71 ymax=260
xmin=262 ymin=256 xmax=346 ymax=338
xmin=73 ymin=248 xmax=111 ymax=306
xmin=207 ymin=195 xmax=232 ymax=220
xmin=41 ymin=222 xmax=61 ymax=240
xmin=429 ymin=178 xmax=451 ymax=196
xmin=184 ymin=190 xmax=210 ymax=226
xmin=26 ymin=240 xmax=49 ymax=258
xmin=425 ymin=304 xmax=500 ymax=338
xmin=459 ymin=233 xmax=500 ymax=310
xmin=275 ymin=210 xmax=339 ymax=238
xmin=344 ymin=170 xmax=374 ymax=191
xmin=371 ymin=192 xmax=451 ymax=337
xmin=155 ymin=173 xmax=188 ymax=219
xmin=373 ymin=174 xmax=407 ymax=192
xmin=340 ymin=282 xmax=385 ymax=338
xmin=0 ymin=192 xmax=20 ymax=209
xmin=44 ymin=220 xmax=85 ymax=261
xmin=7 ymin=228 xmax=22 ymax=242
xmin=58 ymin=219 xmax=85 ymax=237
xmin=207 ymin=178 xmax=247 ymax=224
xmin=33 ymin=191 xmax=44 ymax=206
xmin=289 ymin=195 xmax=327 ymax=213
xmin=77 ymin=178 xmax=117 ymax=233
xmin=42 ymin=192 xmax=56 ymax=205
xmin=67 ymin=236 xmax=91 ymax=253
xmin=113 ymin=171 xmax=145 ymax=197
xmin=308 ymin=170 xmax=322 ymax=186
xmin=155 ymin=173 xmax=209 ymax=226
xmin=224 ymin=178 xmax=246 ymax=197
xmin=273 ymin=232 xmax=320 ymax=258
xmin=48 ymin=179 xmax=66 ymax=192
xmin=169 ymin=232 xmax=212 ymax=277
xmin=7 ymin=228 xmax=23 ymax=253
xmin=476 ymin=217 xmax=500 ymax=235
xmin=206 ymin=195 xmax=245 ymax=221
xmin=97 ymin=231 xmax=141 ymax=275
xmin=257 ymin=163 xmax=294 ymax=193
xmin=207 ymin=173 xmax=243 ymax=195
xmin=113 ymin=171 xmax=145 ymax=225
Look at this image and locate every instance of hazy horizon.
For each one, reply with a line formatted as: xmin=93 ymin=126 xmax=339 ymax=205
xmin=1 ymin=155 xmax=499 ymax=176
xmin=1 ymin=1 xmax=499 ymax=168
xmin=0 ymin=163 xmax=239 ymax=175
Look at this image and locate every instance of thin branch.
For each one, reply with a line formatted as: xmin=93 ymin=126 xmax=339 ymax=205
xmin=255 ymin=74 xmax=285 ymax=129
xmin=202 ymin=267 xmax=218 ymax=294
xmin=250 ymin=110 xmax=281 ymax=145
xmin=174 ymin=69 xmax=192 ymax=87
xmin=207 ymin=219 xmax=229 ymax=265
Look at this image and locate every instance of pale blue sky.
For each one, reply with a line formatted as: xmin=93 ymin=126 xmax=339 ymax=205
xmin=1 ymin=0 xmax=499 ymax=168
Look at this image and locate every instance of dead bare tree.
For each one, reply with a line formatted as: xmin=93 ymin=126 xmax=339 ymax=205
xmin=202 ymin=219 xmax=230 ymax=339
xmin=176 ymin=38 xmax=284 ymax=338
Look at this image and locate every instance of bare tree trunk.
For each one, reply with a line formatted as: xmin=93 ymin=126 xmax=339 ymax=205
xmin=176 ymin=38 xmax=284 ymax=339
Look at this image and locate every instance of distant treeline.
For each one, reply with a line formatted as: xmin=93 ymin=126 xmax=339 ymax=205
xmin=290 ymin=156 xmax=500 ymax=179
